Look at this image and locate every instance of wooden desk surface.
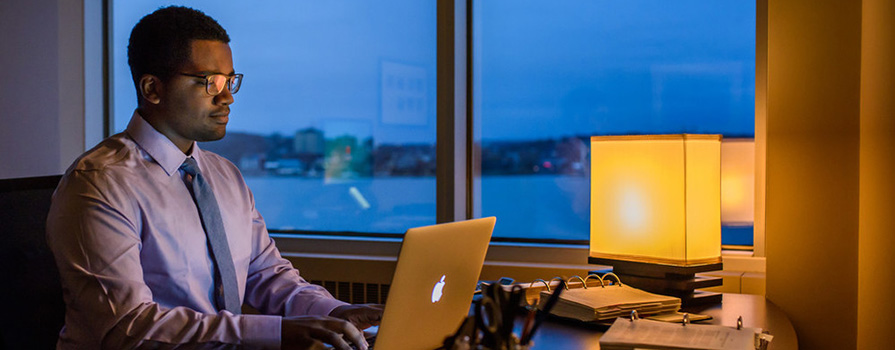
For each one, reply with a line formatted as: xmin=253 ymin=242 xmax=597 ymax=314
xmin=527 ymin=293 xmax=797 ymax=349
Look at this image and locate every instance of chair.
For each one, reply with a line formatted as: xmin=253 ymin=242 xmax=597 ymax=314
xmin=0 ymin=175 xmax=64 ymax=350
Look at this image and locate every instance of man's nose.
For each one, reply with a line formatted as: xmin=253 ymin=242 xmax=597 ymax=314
xmin=216 ymin=86 xmax=234 ymax=105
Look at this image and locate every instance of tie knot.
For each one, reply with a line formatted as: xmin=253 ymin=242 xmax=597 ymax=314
xmin=181 ymin=157 xmax=200 ymax=176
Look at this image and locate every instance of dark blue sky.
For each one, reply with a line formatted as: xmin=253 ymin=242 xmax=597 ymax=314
xmin=114 ymin=1 xmax=755 ymax=143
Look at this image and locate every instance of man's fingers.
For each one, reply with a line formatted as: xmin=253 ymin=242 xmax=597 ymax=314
xmin=340 ymin=324 xmax=367 ymax=350
xmin=282 ymin=315 xmax=369 ymax=350
xmin=312 ymin=328 xmax=350 ymax=350
xmin=328 ymin=318 xmax=367 ymax=350
xmin=314 ymin=318 xmax=365 ymax=350
xmin=333 ymin=304 xmax=385 ymax=329
xmin=308 ymin=340 xmax=330 ymax=350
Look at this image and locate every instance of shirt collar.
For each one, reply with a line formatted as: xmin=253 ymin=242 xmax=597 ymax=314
xmin=125 ymin=110 xmax=202 ymax=176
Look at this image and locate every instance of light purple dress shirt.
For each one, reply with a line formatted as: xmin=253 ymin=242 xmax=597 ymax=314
xmin=46 ymin=111 xmax=347 ymax=349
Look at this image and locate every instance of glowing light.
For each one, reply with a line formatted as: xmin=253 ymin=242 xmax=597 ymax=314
xmin=590 ymin=134 xmax=722 ymax=265
xmin=619 ymin=187 xmax=647 ymax=232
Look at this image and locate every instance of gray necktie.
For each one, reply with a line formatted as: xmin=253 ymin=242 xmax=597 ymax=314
xmin=181 ymin=157 xmax=241 ymax=314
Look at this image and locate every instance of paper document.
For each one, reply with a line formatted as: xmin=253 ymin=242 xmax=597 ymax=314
xmin=599 ymin=318 xmax=760 ymax=350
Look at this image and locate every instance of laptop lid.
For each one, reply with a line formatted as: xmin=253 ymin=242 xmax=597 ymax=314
xmin=374 ymin=217 xmax=495 ymax=349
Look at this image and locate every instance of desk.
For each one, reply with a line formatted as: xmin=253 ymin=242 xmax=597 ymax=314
xmin=527 ymin=293 xmax=797 ymax=349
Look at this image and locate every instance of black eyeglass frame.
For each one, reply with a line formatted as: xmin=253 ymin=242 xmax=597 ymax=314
xmin=179 ymin=72 xmax=244 ymax=96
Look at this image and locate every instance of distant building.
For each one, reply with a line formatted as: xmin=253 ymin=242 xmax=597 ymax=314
xmin=239 ymin=154 xmax=264 ymax=173
xmin=294 ymin=128 xmax=324 ymax=155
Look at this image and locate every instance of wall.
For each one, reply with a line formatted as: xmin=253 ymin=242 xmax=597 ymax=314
xmin=764 ymin=0 xmax=895 ymax=349
xmin=858 ymin=0 xmax=895 ymax=348
xmin=766 ymin=1 xmax=862 ymax=349
xmin=0 ymin=0 xmax=91 ymax=179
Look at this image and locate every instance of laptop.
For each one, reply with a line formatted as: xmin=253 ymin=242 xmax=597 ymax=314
xmin=370 ymin=217 xmax=496 ymax=349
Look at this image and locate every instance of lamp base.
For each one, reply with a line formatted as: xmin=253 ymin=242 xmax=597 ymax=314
xmin=589 ymin=257 xmax=723 ymax=306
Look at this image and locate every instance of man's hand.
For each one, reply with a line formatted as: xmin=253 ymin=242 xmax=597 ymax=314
xmin=281 ymin=315 xmax=367 ymax=350
xmin=329 ymin=304 xmax=384 ymax=330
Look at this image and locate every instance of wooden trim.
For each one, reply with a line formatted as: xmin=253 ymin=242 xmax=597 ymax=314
xmin=436 ymin=0 xmax=456 ymax=223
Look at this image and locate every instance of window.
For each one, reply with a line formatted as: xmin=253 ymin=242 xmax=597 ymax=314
xmin=111 ymin=1 xmax=756 ymax=245
xmin=472 ymin=1 xmax=756 ymax=243
xmin=112 ymin=1 xmax=437 ymax=234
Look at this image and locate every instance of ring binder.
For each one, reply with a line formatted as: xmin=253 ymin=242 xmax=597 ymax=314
xmin=600 ymin=316 xmax=773 ymax=350
xmin=550 ymin=276 xmax=567 ymax=290
xmin=527 ymin=274 xmax=682 ymax=323
xmin=568 ymin=275 xmax=586 ymax=287
xmin=529 ymin=274 xmax=621 ymax=296
xmin=600 ymin=272 xmax=623 ymax=287
xmin=529 ymin=278 xmax=550 ymax=291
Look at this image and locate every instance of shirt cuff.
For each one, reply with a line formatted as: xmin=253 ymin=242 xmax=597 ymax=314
xmin=239 ymin=314 xmax=282 ymax=349
xmin=310 ymin=297 xmax=350 ymax=317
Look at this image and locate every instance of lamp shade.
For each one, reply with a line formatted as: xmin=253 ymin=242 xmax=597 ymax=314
xmin=589 ymin=134 xmax=722 ymax=266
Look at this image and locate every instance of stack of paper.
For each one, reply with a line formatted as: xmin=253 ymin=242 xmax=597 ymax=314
xmin=599 ymin=318 xmax=760 ymax=350
xmin=538 ymin=284 xmax=680 ymax=322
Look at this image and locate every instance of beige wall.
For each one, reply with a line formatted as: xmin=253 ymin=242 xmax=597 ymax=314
xmin=767 ymin=0 xmax=895 ymax=349
xmin=0 ymin=0 xmax=94 ymax=179
xmin=765 ymin=1 xmax=862 ymax=349
xmin=0 ymin=0 xmax=63 ymax=178
xmin=858 ymin=0 xmax=895 ymax=348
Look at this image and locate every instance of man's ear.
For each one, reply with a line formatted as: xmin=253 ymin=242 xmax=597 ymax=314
xmin=138 ymin=74 xmax=163 ymax=105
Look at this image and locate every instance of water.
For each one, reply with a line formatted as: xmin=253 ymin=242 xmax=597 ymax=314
xmin=247 ymin=175 xmax=751 ymax=245
xmin=245 ymin=175 xmax=590 ymax=241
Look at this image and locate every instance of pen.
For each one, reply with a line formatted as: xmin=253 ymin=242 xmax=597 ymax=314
xmin=519 ymin=308 xmax=537 ymax=343
xmin=520 ymin=280 xmax=565 ymax=345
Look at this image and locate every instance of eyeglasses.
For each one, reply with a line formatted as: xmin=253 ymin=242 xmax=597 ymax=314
xmin=179 ymin=72 xmax=244 ymax=96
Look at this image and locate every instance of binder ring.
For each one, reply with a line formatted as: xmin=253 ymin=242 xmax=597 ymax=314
xmin=530 ymin=278 xmax=551 ymax=292
xmin=601 ymin=272 xmax=623 ymax=287
xmin=568 ymin=275 xmax=586 ymax=288
xmin=583 ymin=273 xmax=606 ymax=288
xmin=549 ymin=276 xmax=569 ymax=290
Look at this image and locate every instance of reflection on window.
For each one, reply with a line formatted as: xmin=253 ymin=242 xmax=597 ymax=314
xmin=113 ymin=1 xmax=756 ymax=243
xmin=112 ymin=1 xmax=437 ymax=233
xmin=473 ymin=1 xmax=756 ymax=242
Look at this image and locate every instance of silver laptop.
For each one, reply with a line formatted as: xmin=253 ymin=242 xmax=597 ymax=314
xmin=372 ymin=217 xmax=496 ymax=349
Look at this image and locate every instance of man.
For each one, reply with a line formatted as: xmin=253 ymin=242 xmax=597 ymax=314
xmin=46 ymin=6 xmax=381 ymax=349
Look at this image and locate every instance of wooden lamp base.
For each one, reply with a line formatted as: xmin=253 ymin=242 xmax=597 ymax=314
xmin=589 ymin=257 xmax=723 ymax=306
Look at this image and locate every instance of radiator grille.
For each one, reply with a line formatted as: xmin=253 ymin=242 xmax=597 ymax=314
xmin=310 ymin=280 xmax=390 ymax=304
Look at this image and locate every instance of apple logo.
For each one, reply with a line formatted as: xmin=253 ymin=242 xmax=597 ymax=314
xmin=431 ymin=275 xmax=446 ymax=303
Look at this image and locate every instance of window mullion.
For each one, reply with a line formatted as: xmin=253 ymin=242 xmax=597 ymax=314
xmin=436 ymin=0 xmax=469 ymax=223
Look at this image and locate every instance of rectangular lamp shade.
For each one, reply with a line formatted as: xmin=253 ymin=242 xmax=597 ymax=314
xmin=590 ymin=134 xmax=722 ymax=266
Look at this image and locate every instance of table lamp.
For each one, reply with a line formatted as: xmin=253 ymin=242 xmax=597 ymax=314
xmin=588 ymin=134 xmax=723 ymax=305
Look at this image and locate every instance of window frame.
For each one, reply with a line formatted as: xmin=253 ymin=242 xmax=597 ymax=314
xmin=99 ymin=0 xmax=767 ymax=260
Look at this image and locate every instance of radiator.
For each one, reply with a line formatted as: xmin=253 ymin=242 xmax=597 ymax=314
xmin=310 ymin=280 xmax=391 ymax=304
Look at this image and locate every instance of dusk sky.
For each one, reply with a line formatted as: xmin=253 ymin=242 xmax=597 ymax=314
xmin=113 ymin=1 xmax=755 ymax=144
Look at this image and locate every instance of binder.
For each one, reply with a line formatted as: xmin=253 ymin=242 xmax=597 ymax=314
xmin=521 ymin=274 xmax=684 ymax=323
xmin=599 ymin=316 xmax=774 ymax=350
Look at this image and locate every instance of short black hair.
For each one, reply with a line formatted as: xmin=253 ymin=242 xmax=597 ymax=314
xmin=127 ymin=6 xmax=229 ymax=85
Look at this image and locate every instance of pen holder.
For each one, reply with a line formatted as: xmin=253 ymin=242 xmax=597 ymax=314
xmin=443 ymin=282 xmax=559 ymax=350
xmin=443 ymin=334 xmax=532 ymax=350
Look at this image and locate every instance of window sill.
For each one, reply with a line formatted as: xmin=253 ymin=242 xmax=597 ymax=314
xmin=273 ymin=233 xmax=765 ymax=285
xmin=272 ymin=233 xmax=593 ymax=267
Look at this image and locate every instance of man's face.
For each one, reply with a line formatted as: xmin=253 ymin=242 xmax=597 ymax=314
xmin=155 ymin=40 xmax=235 ymax=152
